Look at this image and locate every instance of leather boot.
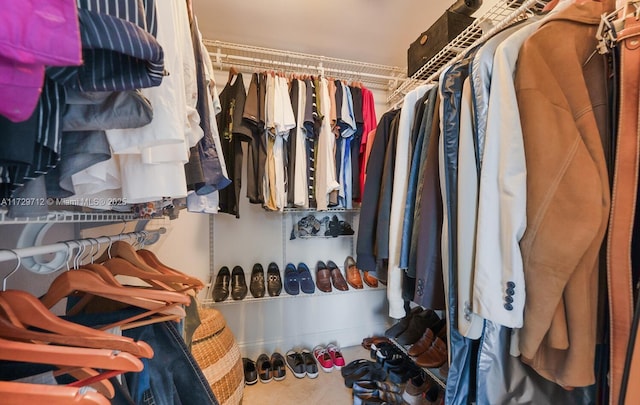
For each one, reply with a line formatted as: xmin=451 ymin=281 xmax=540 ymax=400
xmin=415 ymin=337 xmax=447 ymax=368
xmin=396 ymin=310 xmax=440 ymax=345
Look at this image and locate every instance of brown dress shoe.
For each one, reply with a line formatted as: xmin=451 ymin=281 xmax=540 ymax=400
xmin=408 ymin=328 xmax=435 ymax=357
xmin=315 ymin=261 xmax=332 ymax=292
xmin=344 ymin=256 xmax=363 ymax=289
xmin=327 ymin=260 xmax=349 ymax=291
xmin=415 ymin=337 xmax=447 ymax=368
xmin=363 ymin=270 xmax=379 ymax=288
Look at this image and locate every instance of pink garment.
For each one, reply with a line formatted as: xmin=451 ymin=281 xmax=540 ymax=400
xmin=0 ymin=0 xmax=81 ymax=122
xmin=358 ymin=87 xmax=377 ymax=201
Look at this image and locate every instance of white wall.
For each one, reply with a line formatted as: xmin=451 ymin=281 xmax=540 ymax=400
xmin=206 ymin=67 xmax=393 ymax=357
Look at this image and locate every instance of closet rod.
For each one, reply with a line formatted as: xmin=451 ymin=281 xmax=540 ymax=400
xmin=213 ymin=52 xmax=404 ymax=82
xmin=0 ymin=228 xmax=166 ymax=265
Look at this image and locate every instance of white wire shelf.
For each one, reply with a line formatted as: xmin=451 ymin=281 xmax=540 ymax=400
xmin=386 ymin=0 xmax=551 ymax=105
xmin=389 ymin=337 xmax=447 ymax=389
xmin=203 ymin=39 xmax=407 ymax=91
xmin=201 ymin=281 xmax=386 ymax=306
xmin=0 ymin=208 xmax=137 ymax=224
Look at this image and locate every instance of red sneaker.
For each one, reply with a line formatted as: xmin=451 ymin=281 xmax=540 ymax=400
xmin=326 ymin=343 xmax=346 ymax=370
xmin=313 ymin=345 xmax=334 ymax=372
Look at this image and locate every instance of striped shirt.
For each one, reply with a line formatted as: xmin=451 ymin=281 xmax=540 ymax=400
xmin=47 ymin=7 xmax=164 ymax=92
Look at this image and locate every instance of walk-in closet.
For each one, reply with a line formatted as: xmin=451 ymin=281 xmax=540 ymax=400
xmin=1 ymin=0 xmax=638 ymax=404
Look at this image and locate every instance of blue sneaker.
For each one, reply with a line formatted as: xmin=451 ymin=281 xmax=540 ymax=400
xmin=283 ymin=263 xmax=299 ymax=295
xmin=298 ymin=263 xmax=315 ymax=294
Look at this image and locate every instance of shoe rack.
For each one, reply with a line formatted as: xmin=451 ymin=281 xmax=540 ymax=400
xmin=388 ymin=338 xmax=447 ymax=390
xmin=205 ymin=189 xmax=391 ymax=360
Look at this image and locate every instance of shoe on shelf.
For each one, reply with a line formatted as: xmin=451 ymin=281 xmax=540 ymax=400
xmin=211 ymin=266 xmax=230 ymax=302
xmin=344 ymin=256 xmax=363 ymax=289
xmin=339 ymin=220 xmax=355 ymax=236
xmin=249 ymin=263 xmax=265 ymax=298
xmin=324 ymin=215 xmax=341 ymax=237
xmin=326 ymin=343 xmax=346 ymax=369
xmin=300 ymin=349 xmax=319 ymax=378
xmin=230 ymin=266 xmax=248 ymax=300
xmin=298 ymin=263 xmax=316 ymax=294
xmin=270 ymin=352 xmax=286 ymax=381
xmin=313 ymin=345 xmax=334 ymax=372
xmin=363 ymin=270 xmax=379 ymax=288
xmin=285 ymin=350 xmax=306 ymax=378
xmin=361 ymin=336 xmax=391 ymax=350
xmin=266 ymin=262 xmax=282 ymax=296
xmin=242 ymin=357 xmax=258 ymax=385
xmin=385 ymin=306 xmax=422 ymax=338
xmin=408 ymin=328 xmax=435 ymax=357
xmin=415 ymin=337 xmax=448 ymax=368
xmin=283 ymin=263 xmax=299 ymax=295
xmin=315 ymin=261 xmax=332 ymax=293
xmin=402 ymin=372 xmax=431 ymax=405
xmin=396 ymin=309 xmax=441 ymax=345
xmin=327 ymin=260 xmax=349 ymax=291
xmin=353 ymin=380 xmax=403 ymax=396
xmin=256 ymin=353 xmax=272 ymax=383
xmin=354 ymin=390 xmax=406 ymax=405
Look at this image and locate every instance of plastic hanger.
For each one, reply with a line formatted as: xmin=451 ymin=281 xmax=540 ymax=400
xmin=0 ymin=290 xmax=154 ymax=358
xmin=39 ymin=269 xmax=188 ymax=318
xmin=0 ymin=380 xmax=109 ymax=405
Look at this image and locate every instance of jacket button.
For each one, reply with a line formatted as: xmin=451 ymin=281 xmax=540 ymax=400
xmin=418 ymin=279 xmax=424 ymax=287
xmin=504 ymin=303 xmax=513 ymax=311
xmin=506 ymin=281 xmax=516 ymax=289
xmin=505 ymin=296 xmax=514 ymax=304
xmin=465 ymin=314 xmax=472 ymax=322
xmin=506 ymin=288 xmax=515 ymax=296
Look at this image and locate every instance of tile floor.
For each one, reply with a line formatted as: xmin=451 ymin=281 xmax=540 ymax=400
xmin=241 ymin=345 xmax=370 ymax=405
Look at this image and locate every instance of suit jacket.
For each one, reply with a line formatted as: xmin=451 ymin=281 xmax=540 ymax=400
xmin=515 ymin=1 xmax=610 ymax=387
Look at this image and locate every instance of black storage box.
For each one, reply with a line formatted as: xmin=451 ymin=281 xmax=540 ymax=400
xmin=407 ymin=11 xmax=475 ymax=77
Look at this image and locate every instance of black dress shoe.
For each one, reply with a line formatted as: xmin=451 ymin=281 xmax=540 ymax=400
xmin=266 ymin=262 xmax=282 ymax=296
xmin=211 ymin=266 xmax=230 ymax=302
xmin=230 ymin=266 xmax=248 ymax=300
xmin=249 ymin=263 xmax=265 ymax=298
xmin=243 ymin=357 xmax=258 ymax=385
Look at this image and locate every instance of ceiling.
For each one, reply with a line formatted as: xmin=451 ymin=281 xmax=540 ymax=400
xmin=191 ymin=0 xmax=455 ymax=68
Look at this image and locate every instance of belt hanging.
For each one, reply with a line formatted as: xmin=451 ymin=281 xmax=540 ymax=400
xmin=607 ymin=14 xmax=640 ymax=405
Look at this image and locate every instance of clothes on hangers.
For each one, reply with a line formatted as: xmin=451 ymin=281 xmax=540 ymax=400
xmin=355 ymin=1 xmax=612 ymax=403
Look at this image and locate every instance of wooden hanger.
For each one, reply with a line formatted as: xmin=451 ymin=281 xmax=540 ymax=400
xmin=39 ymin=269 xmax=188 ymax=318
xmin=227 ymin=66 xmax=238 ymax=83
xmin=0 ymin=380 xmax=109 ymax=405
xmin=137 ymin=249 xmax=204 ymax=292
xmin=0 ymin=290 xmax=153 ymax=358
xmin=0 ymin=337 xmax=143 ymax=371
xmin=100 ymin=257 xmax=193 ymax=292
xmin=0 ymin=291 xmax=120 ymax=398
xmin=53 ymin=367 xmax=115 ymax=399
xmin=96 ymin=241 xmax=193 ymax=291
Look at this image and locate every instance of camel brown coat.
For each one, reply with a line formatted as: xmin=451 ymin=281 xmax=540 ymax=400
xmin=515 ymin=0 xmax=611 ymax=388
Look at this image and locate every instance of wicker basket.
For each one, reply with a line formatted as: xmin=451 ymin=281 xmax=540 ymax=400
xmin=191 ymin=306 xmax=244 ymax=405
